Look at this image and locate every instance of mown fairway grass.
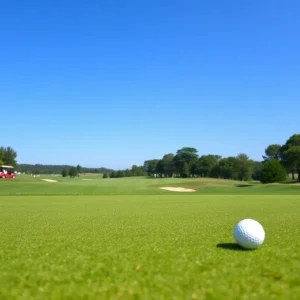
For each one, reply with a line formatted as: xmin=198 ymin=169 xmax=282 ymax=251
xmin=0 ymin=176 xmax=300 ymax=299
xmin=0 ymin=175 xmax=300 ymax=195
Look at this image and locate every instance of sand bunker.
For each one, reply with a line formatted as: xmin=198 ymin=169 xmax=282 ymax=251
xmin=160 ymin=187 xmax=196 ymax=192
xmin=42 ymin=179 xmax=58 ymax=183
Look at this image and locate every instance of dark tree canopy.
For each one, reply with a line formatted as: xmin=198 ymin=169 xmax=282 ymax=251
xmin=281 ymin=134 xmax=300 ymax=181
xmin=143 ymin=159 xmax=160 ymax=176
xmin=263 ymin=144 xmax=282 ymax=161
xmin=0 ymin=146 xmax=17 ymax=167
xmin=61 ymin=169 xmax=68 ymax=177
xmin=234 ymin=154 xmax=254 ymax=181
xmin=198 ymin=155 xmax=222 ymax=177
xmin=173 ymin=147 xmax=199 ymax=177
xmin=260 ymin=159 xmax=287 ymax=184
xmin=68 ymin=167 xmax=78 ymax=177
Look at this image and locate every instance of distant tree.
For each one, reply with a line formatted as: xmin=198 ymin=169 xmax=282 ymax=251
xmin=76 ymin=165 xmax=82 ymax=173
xmin=260 ymin=159 xmax=287 ymax=184
xmin=15 ymin=163 xmax=112 ymax=175
xmin=61 ymin=169 xmax=68 ymax=177
xmin=124 ymin=169 xmax=132 ymax=177
xmin=110 ymin=171 xmax=117 ymax=178
xmin=281 ymin=134 xmax=300 ymax=182
xmin=117 ymin=170 xmax=125 ymax=177
xmin=161 ymin=153 xmax=175 ymax=177
xmin=1 ymin=146 xmax=17 ymax=167
xmin=198 ymin=155 xmax=222 ymax=177
xmin=131 ymin=165 xmax=146 ymax=176
xmin=156 ymin=160 xmax=164 ymax=177
xmin=215 ymin=157 xmax=237 ymax=179
xmin=263 ymin=144 xmax=282 ymax=161
xmin=181 ymin=162 xmax=190 ymax=178
xmin=103 ymin=172 xmax=109 ymax=178
xmin=190 ymin=160 xmax=199 ymax=177
xmin=234 ymin=154 xmax=254 ymax=181
xmin=144 ymin=159 xmax=160 ymax=176
xmin=210 ymin=164 xmax=221 ymax=178
xmin=0 ymin=147 xmax=4 ymax=165
xmin=68 ymin=167 xmax=78 ymax=178
xmin=173 ymin=147 xmax=198 ymax=177
xmin=252 ymin=161 xmax=263 ymax=181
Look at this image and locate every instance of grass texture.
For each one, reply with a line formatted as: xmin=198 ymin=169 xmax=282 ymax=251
xmin=0 ymin=175 xmax=300 ymax=299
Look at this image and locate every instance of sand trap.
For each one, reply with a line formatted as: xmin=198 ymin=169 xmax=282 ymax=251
xmin=42 ymin=179 xmax=58 ymax=183
xmin=160 ymin=187 xmax=196 ymax=192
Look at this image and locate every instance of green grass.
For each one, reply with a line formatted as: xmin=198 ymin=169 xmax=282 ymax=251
xmin=0 ymin=177 xmax=300 ymax=299
xmin=1 ymin=175 xmax=300 ymax=195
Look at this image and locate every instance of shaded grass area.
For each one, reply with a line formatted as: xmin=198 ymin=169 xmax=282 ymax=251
xmin=0 ymin=195 xmax=300 ymax=299
xmin=0 ymin=175 xmax=300 ymax=195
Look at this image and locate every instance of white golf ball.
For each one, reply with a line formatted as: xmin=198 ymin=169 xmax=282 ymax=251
xmin=233 ymin=219 xmax=265 ymax=249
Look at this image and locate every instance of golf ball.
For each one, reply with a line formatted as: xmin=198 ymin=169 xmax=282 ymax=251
xmin=234 ymin=219 xmax=265 ymax=249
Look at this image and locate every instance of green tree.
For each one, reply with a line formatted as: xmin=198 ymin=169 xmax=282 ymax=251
xmin=190 ymin=160 xmax=199 ymax=177
xmin=144 ymin=159 xmax=160 ymax=176
xmin=0 ymin=147 xmax=4 ymax=165
xmin=234 ymin=154 xmax=254 ymax=181
xmin=124 ymin=169 xmax=133 ymax=177
xmin=61 ymin=169 xmax=67 ymax=177
xmin=260 ymin=159 xmax=287 ymax=184
xmin=103 ymin=172 xmax=109 ymax=178
xmin=131 ymin=165 xmax=145 ymax=176
xmin=198 ymin=155 xmax=222 ymax=177
xmin=76 ymin=165 xmax=82 ymax=174
xmin=210 ymin=164 xmax=221 ymax=178
xmin=181 ymin=162 xmax=190 ymax=178
xmin=68 ymin=167 xmax=78 ymax=178
xmin=263 ymin=144 xmax=282 ymax=161
xmin=173 ymin=147 xmax=198 ymax=177
xmin=218 ymin=157 xmax=237 ymax=179
xmin=281 ymin=134 xmax=300 ymax=181
xmin=252 ymin=161 xmax=263 ymax=181
xmin=117 ymin=170 xmax=125 ymax=177
xmin=156 ymin=160 xmax=165 ymax=177
xmin=2 ymin=146 xmax=17 ymax=167
xmin=161 ymin=153 xmax=175 ymax=177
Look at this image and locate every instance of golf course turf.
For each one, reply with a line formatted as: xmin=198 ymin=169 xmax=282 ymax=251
xmin=0 ymin=176 xmax=300 ymax=299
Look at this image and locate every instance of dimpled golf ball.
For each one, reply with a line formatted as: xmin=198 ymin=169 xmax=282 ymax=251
xmin=234 ymin=219 xmax=265 ymax=249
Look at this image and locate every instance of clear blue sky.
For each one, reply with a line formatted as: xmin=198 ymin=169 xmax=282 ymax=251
xmin=1 ymin=0 xmax=299 ymax=169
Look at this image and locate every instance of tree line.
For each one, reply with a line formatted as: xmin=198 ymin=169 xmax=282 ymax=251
xmin=104 ymin=165 xmax=147 ymax=178
xmin=17 ymin=164 xmax=113 ymax=175
xmin=103 ymin=150 xmax=260 ymax=181
xmin=103 ymin=133 xmax=300 ymax=183
xmin=260 ymin=134 xmax=300 ymax=183
xmin=2 ymin=133 xmax=299 ymax=183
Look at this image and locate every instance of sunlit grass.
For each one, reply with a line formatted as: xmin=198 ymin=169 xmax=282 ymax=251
xmin=0 ymin=175 xmax=299 ymax=195
xmin=0 ymin=176 xmax=300 ymax=298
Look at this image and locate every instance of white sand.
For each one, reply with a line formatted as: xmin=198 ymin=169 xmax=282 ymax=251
xmin=42 ymin=179 xmax=58 ymax=183
xmin=159 ymin=187 xmax=196 ymax=192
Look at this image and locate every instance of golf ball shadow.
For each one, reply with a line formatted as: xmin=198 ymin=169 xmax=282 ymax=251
xmin=216 ymin=243 xmax=254 ymax=251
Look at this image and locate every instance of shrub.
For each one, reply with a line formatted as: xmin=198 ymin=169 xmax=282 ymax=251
xmin=260 ymin=159 xmax=286 ymax=184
